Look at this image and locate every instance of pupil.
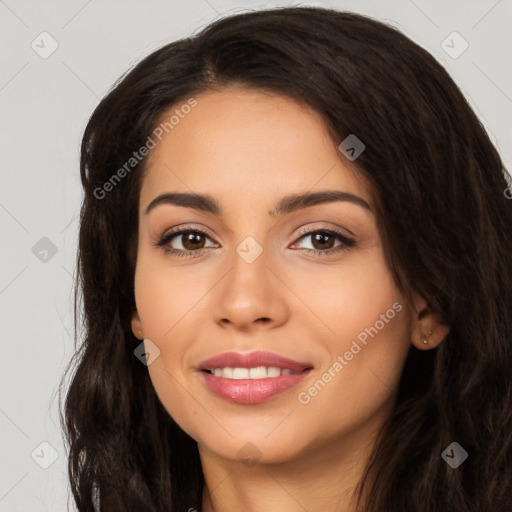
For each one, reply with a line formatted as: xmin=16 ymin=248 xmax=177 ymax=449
xmin=183 ymin=232 xmax=204 ymax=250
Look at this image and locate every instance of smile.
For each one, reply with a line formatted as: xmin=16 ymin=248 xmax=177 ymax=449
xmin=197 ymin=351 xmax=313 ymax=404
xmin=204 ymin=366 xmax=299 ymax=379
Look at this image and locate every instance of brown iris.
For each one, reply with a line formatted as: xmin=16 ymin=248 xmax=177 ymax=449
xmin=309 ymin=232 xmax=336 ymax=250
xmin=181 ymin=231 xmax=207 ymax=250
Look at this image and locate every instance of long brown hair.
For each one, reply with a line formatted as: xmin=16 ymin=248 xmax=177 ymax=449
xmin=60 ymin=7 xmax=512 ymax=511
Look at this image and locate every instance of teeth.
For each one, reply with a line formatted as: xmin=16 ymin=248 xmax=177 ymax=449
xmin=267 ymin=367 xmax=281 ymax=377
xmin=233 ymin=368 xmax=249 ymax=379
xmin=208 ymin=366 xmax=296 ymax=379
xmin=249 ymin=366 xmax=267 ymax=379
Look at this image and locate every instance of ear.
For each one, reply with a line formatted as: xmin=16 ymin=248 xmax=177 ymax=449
xmin=409 ymin=293 xmax=450 ymax=350
xmin=131 ymin=310 xmax=144 ymax=340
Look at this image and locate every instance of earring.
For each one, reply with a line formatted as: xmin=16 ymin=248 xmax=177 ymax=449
xmin=420 ymin=325 xmax=433 ymax=345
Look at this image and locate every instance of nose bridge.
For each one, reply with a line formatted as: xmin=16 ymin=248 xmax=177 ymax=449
xmin=228 ymin=233 xmax=271 ymax=302
xmin=213 ymin=232 xmax=287 ymax=328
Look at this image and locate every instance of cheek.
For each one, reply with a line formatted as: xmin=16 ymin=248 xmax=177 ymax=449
xmin=133 ymin=247 xmax=211 ymax=338
xmin=294 ymin=316 xmax=411 ymax=446
xmin=133 ymin=250 xmax=214 ymax=435
xmin=291 ymin=253 xmax=411 ymax=429
xmin=287 ymin=246 xmax=405 ymax=344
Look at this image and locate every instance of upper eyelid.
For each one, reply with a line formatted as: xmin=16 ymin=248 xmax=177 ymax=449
xmin=295 ymin=225 xmax=353 ymax=239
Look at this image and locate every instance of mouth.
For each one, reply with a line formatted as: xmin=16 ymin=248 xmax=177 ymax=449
xmin=201 ymin=366 xmax=308 ymax=379
xmin=197 ymin=350 xmax=313 ymax=374
xmin=197 ymin=351 xmax=314 ymax=404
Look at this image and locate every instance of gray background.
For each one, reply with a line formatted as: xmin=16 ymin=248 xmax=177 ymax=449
xmin=1 ymin=0 xmax=511 ymax=510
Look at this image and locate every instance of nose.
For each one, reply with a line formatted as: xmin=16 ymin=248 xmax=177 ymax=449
xmin=212 ymin=240 xmax=289 ymax=332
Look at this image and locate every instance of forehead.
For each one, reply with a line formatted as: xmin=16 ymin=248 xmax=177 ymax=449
xmin=140 ymin=87 xmax=370 ymax=208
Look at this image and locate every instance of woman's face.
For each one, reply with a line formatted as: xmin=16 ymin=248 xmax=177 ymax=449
xmin=131 ymin=86 xmax=421 ymax=464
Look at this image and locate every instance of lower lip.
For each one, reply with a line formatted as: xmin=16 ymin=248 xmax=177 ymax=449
xmin=199 ymin=369 xmax=312 ymax=404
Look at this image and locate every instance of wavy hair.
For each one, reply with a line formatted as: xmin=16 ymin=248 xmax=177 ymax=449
xmin=60 ymin=7 xmax=512 ymax=511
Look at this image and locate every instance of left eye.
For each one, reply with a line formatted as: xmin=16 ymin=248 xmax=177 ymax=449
xmin=291 ymin=229 xmax=354 ymax=252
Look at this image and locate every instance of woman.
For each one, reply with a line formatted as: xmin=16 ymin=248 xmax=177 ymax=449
xmin=61 ymin=7 xmax=512 ymax=511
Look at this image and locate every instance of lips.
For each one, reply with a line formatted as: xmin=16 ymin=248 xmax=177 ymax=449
xmin=197 ymin=350 xmax=314 ymax=404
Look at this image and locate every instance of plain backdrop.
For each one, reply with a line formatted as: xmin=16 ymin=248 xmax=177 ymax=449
xmin=1 ymin=0 xmax=511 ymax=510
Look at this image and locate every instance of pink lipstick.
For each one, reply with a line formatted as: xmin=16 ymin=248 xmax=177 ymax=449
xmin=197 ymin=350 xmax=313 ymax=404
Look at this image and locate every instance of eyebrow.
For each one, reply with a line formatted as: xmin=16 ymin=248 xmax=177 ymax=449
xmin=144 ymin=190 xmax=372 ymax=217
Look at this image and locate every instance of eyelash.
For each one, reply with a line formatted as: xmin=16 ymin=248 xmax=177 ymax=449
xmin=156 ymin=226 xmax=356 ymax=258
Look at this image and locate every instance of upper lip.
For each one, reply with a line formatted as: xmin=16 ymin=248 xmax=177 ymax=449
xmin=197 ymin=350 xmax=313 ymax=372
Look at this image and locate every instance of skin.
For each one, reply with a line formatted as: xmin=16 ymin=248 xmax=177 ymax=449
xmin=131 ymin=86 xmax=449 ymax=512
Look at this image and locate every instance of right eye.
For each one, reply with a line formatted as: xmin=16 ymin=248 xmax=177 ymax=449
xmin=157 ymin=228 xmax=218 ymax=257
